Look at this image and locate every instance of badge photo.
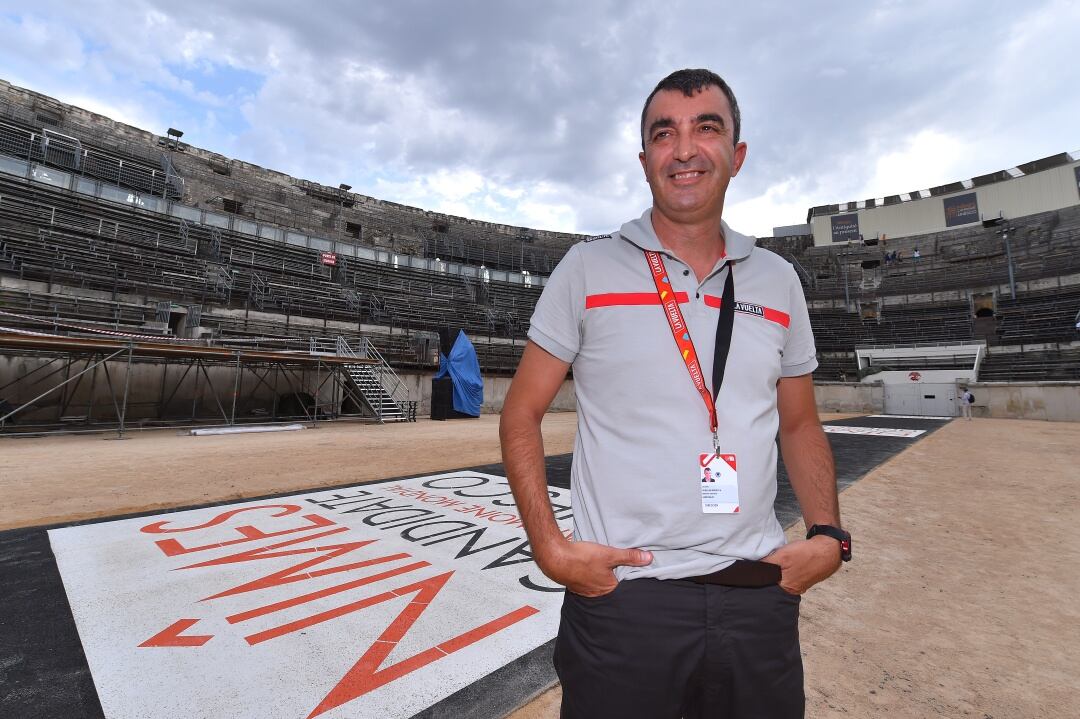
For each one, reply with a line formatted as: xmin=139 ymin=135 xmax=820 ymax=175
xmin=699 ymin=452 xmax=739 ymax=514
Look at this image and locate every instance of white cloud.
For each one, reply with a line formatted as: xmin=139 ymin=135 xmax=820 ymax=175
xmin=862 ymin=130 xmax=975 ymax=198
xmin=0 ymin=0 xmax=1077 ymax=243
xmin=726 ymin=178 xmax=818 ymax=237
xmin=62 ymin=95 xmax=165 ymax=136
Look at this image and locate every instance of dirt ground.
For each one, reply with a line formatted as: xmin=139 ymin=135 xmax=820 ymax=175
xmin=0 ymin=414 xmax=578 ymax=531
xmin=2 ymin=412 xmax=1077 ymax=718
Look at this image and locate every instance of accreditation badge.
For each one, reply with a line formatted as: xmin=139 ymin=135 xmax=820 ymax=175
xmin=699 ymin=452 xmax=740 ymax=514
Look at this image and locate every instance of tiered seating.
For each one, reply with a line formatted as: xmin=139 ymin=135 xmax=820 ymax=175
xmin=995 ymin=286 xmax=1080 ymax=345
xmin=422 ymin=230 xmax=558 ymax=274
xmin=797 ymin=207 xmax=1080 ymax=298
xmin=810 ymin=308 xmax=871 ymax=352
xmin=0 ymin=287 xmax=157 ymax=334
xmin=0 ymin=116 xmax=180 ymax=199
xmin=0 ymin=171 xmax=539 ymax=373
xmin=978 ymin=348 xmax=1080 ymax=381
xmin=867 ymin=303 xmax=973 ymax=345
xmin=5 ymin=83 xmax=1079 ymax=383
xmin=813 ymin=353 xmax=860 ymax=382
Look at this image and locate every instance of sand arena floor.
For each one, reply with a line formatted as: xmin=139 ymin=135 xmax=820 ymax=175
xmin=2 ymin=412 xmax=1077 ymax=718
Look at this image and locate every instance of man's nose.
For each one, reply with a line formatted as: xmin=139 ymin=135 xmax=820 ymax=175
xmin=674 ymin=131 xmax=697 ymax=162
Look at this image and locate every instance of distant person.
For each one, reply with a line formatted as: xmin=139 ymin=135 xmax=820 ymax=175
xmin=959 ymin=388 xmax=974 ymax=420
xmin=913 ymin=247 xmax=921 ymax=260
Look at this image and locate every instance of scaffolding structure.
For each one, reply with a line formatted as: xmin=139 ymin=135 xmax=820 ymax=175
xmin=0 ymin=331 xmax=415 ymax=437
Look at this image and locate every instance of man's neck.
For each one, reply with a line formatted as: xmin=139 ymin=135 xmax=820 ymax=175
xmin=651 ymin=210 xmax=727 ymax=282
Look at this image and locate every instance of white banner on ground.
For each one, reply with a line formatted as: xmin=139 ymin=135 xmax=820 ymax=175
xmin=823 ymin=425 xmax=926 ymax=438
xmin=49 ymin=472 xmax=571 ymax=719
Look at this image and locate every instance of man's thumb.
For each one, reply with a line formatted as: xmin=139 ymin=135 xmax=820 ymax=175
xmin=613 ymin=547 xmax=653 ymax=567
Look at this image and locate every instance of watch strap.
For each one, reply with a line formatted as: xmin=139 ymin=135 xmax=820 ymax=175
xmin=806 ymin=524 xmax=852 ymax=562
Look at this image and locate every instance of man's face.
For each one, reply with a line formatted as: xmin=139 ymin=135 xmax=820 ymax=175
xmin=639 ymin=85 xmax=747 ymax=226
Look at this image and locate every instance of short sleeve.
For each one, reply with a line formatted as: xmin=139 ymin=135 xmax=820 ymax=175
xmin=528 ymin=243 xmax=585 ymax=363
xmin=780 ymin=264 xmax=818 ymax=377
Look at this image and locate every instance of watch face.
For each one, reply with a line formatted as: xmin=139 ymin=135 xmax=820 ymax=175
xmin=809 ymin=525 xmax=851 ymax=560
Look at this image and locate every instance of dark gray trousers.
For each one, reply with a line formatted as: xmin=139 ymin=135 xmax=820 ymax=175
xmin=554 ymin=578 xmax=804 ymax=719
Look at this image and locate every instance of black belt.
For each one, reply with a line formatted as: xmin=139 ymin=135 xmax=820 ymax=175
xmin=689 ymin=560 xmax=781 ymax=588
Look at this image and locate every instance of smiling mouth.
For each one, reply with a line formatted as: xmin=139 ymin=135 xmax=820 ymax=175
xmin=671 ymin=171 xmax=705 ymax=180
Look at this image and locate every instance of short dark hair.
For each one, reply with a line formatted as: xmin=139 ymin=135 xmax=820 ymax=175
xmin=640 ymin=68 xmax=741 ymax=149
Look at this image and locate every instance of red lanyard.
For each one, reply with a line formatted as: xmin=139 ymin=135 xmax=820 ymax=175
xmin=644 ymin=250 xmax=718 ymax=438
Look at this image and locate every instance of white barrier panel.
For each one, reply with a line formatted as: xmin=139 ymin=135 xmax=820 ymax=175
xmin=190 ymin=424 xmax=306 ymax=436
xmin=49 ymin=471 xmax=572 ymax=719
xmin=867 ymin=414 xmax=952 ymax=420
xmin=823 ymin=426 xmax=926 ymax=438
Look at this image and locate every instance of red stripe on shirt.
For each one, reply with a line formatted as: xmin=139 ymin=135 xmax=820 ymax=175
xmin=762 ymin=307 xmax=791 ymax=328
xmin=585 ymin=292 xmax=690 ymax=308
xmin=586 ymin=292 xmax=791 ymax=328
xmin=701 ymin=295 xmax=791 ymax=328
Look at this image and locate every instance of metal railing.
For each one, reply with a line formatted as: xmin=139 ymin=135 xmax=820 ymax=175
xmin=306 ymin=335 xmax=412 ymax=409
xmin=353 ymin=336 xmax=412 ymax=407
xmin=0 ymin=153 xmax=548 ymax=289
xmin=0 ymin=120 xmax=182 ymax=199
xmin=854 ymin=340 xmax=987 ymax=351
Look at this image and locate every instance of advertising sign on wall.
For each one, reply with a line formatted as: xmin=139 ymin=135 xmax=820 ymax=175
xmin=830 ymin=213 xmax=860 ymax=243
xmin=943 ymin=192 xmax=980 ymax=227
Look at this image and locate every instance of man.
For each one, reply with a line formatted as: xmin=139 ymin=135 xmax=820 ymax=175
xmin=500 ymin=69 xmax=848 ymax=718
xmin=960 ymin=387 xmax=974 ymax=420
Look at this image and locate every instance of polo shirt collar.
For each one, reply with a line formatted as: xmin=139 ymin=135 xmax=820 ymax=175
xmin=617 ymin=208 xmax=756 ymax=261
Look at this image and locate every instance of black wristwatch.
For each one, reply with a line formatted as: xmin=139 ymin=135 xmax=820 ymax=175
xmin=806 ymin=524 xmax=852 ymax=562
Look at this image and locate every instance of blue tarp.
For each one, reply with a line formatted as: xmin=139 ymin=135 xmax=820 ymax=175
xmin=434 ymin=330 xmax=483 ymax=416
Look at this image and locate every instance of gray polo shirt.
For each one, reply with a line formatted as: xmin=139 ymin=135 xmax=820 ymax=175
xmin=528 ymin=209 xmax=818 ymax=580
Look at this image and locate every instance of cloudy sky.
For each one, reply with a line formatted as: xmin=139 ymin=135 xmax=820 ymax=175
xmin=1 ymin=0 xmax=1077 ymax=238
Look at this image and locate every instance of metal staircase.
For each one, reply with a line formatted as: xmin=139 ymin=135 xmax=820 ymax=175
xmin=206 ymin=263 xmax=232 ymax=302
xmin=250 ymin=271 xmax=273 ymax=310
xmin=0 ymin=239 xmax=18 ymax=271
xmin=159 ymin=152 xmax=185 ymax=200
xmin=311 ymin=336 xmax=417 ymax=422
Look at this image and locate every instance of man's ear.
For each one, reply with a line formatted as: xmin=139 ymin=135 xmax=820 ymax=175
xmin=639 ymin=151 xmax=648 ymax=182
xmin=731 ymin=142 xmax=748 ymax=177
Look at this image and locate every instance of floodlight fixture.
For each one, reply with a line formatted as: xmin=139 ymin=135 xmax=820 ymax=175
xmin=166 ymin=127 xmax=184 ymax=150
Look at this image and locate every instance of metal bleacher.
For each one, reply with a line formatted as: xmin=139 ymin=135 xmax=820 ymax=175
xmin=0 ymin=164 xmax=538 ymax=374
xmin=0 ymin=109 xmax=183 ymax=201
xmin=3 ymin=85 xmax=1079 ymax=392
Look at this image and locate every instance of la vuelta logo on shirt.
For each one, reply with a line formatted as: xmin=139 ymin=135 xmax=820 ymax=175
xmin=733 ymin=301 xmax=764 ymax=318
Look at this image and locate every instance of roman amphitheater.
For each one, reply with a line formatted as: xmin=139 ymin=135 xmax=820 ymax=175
xmin=0 ymin=79 xmax=1077 ymax=718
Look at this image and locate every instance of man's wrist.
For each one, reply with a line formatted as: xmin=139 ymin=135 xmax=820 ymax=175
xmin=806 ymin=524 xmax=852 ymax=562
xmin=530 ymin=534 xmax=571 ymax=572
